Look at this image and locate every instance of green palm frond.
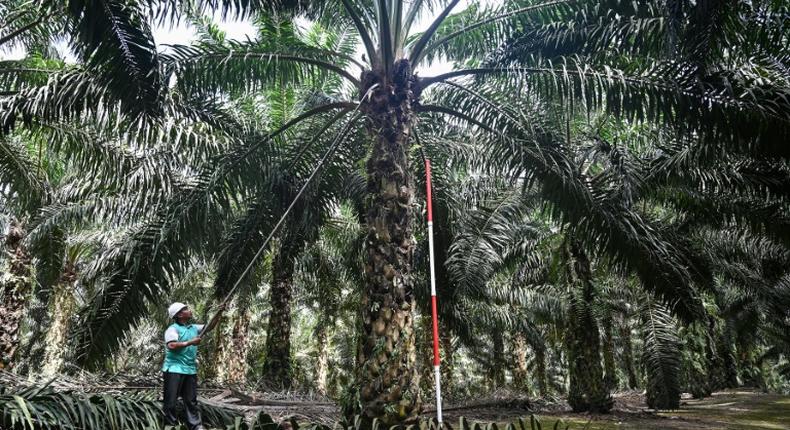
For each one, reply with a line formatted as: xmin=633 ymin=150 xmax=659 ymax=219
xmin=640 ymin=296 xmax=681 ymax=410
xmin=70 ymin=100 xmax=357 ymax=366
xmin=497 ymin=0 xmax=667 ymax=64
xmin=1 ymin=69 xmax=129 ymax=132
xmin=0 ymin=1 xmax=63 ymax=53
xmin=412 ymin=0 xmax=578 ymax=67
xmin=448 ymin=296 xmax=543 ymax=351
xmin=0 ymin=56 xmax=66 ymax=94
xmin=445 ymin=185 xmax=539 ymax=297
xmin=0 ymin=134 xmax=48 ymax=213
xmin=0 ymin=372 xmax=242 ymax=430
xmin=426 ymin=83 xmax=709 ymax=319
xmin=177 ymin=0 xmax=320 ymax=21
xmin=424 ymin=59 xmax=790 ymax=159
xmin=65 ymin=0 xmax=163 ymax=113
xmin=68 ymin=136 xmax=269 ymax=366
xmin=163 ymin=40 xmax=361 ymax=99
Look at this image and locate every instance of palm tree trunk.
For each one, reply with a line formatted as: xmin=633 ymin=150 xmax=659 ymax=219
xmin=565 ymin=239 xmax=612 ymax=413
xmin=535 ymin=344 xmax=548 ymax=397
xmin=220 ymin=308 xmax=251 ymax=385
xmin=602 ymin=315 xmax=618 ymax=391
xmin=206 ymin=309 xmax=227 ymax=382
xmin=705 ymin=316 xmax=727 ymax=392
xmin=719 ymin=318 xmax=739 ymax=388
xmin=512 ymin=333 xmax=529 ymax=390
xmin=42 ymin=261 xmax=77 ymax=375
xmin=261 ymin=242 xmax=296 ymax=388
xmin=487 ymin=331 xmax=506 ymax=389
xmin=354 ymin=59 xmax=421 ymax=425
xmin=619 ymin=319 xmax=639 ymax=390
xmin=315 ymin=320 xmax=330 ymax=395
xmin=0 ymin=220 xmax=33 ymax=370
xmin=440 ymin=328 xmax=454 ymax=395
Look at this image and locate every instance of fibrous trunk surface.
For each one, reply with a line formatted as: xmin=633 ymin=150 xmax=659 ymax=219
xmin=620 ymin=318 xmax=639 ymax=390
xmin=535 ymin=344 xmax=548 ymax=396
xmin=216 ymin=305 xmax=251 ymax=386
xmin=565 ymin=240 xmax=613 ymax=413
xmin=354 ymin=59 xmax=421 ymax=425
xmin=512 ymin=333 xmax=529 ymax=390
xmin=315 ymin=319 xmax=330 ymax=395
xmin=0 ymin=221 xmax=32 ymax=370
xmin=261 ymin=242 xmax=297 ymax=389
xmin=488 ymin=332 xmax=506 ymax=389
xmin=602 ymin=315 xmax=618 ymax=391
xmin=42 ymin=262 xmax=78 ymax=376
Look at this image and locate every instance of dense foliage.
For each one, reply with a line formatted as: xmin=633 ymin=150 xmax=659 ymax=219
xmin=0 ymin=0 xmax=788 ymax=428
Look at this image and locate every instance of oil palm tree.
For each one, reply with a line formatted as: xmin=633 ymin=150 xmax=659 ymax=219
xmin=159 ymin=0 xmax=789 ymax=414
xmin=2 ymin=0 xmax=786 ymax=423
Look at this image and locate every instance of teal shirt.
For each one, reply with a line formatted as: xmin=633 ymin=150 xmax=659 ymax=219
xmin=162 ymin=323 xmax=204 ymax=375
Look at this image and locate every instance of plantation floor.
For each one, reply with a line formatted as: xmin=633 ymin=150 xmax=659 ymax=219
xmin=202 ymin=388 xmax=789 ymax=429
xmin=445 ymin=390 xmax=790 ymax=430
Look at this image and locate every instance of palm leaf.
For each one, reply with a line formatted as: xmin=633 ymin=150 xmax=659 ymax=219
xmin=640 ymin=297 xmax=681 ymax=410
xmin=65 ymin=0 xmax=163 ymax=113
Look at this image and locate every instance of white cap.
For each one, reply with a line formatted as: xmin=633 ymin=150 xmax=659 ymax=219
xmin=168 ymin=302 xmax=187 ymax=319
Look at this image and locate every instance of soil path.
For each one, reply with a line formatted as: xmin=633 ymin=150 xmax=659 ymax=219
xmin=202 ymin=389 xmax=789 ymax=429
xmin=442 ymin=390 xmax=790 ymax=430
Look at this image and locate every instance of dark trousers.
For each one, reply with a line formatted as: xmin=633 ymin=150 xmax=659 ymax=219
xmin=163 ymin=372 xmax=202 ymax=429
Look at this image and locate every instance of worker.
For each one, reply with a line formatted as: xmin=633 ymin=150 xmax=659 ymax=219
xmin=162 ymin=302 xmax=225 ymax=430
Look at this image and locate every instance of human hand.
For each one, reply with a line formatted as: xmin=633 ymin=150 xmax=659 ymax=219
xmin=189 ymin=336 xmax=202 ymax=346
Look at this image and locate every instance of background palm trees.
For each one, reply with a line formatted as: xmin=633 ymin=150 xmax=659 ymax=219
xmin=0 ymin=0 xmax=789 ymax=427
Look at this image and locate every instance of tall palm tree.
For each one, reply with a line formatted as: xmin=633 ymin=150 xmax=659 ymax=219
xmin=3 ymin=0 xmax=786 ymax=423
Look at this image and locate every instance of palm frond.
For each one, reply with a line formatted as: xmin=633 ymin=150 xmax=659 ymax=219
xmin=498 ymin=0 xmax=668 ymax=63
xmin=0 ymin=371 xmax=242 ymax=430
xmin=0 ymin=134 xmax=48 ymax=213
xmin=640 ymin=297 xmax=681 ymax=410
xmin=0 ymin=2 xmax=63 ymax=53
xmin=423 ymin=59 xmax=790 ymax=159
xmin=163 ymin=40 xmax=361 ymax=98
xmin=413 ymin=0 xmax=577 ymax=67
xmin=69 ymin=103 xmax=351 ymax=367
xmin=445 ymin=185 xmax=538 ymax=297
xmin=65 ymin=0 xmax=163 ymax=113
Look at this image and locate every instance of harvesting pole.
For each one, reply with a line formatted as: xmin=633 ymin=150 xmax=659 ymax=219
xmin=425 ymin=158 xmax=444 ymax=425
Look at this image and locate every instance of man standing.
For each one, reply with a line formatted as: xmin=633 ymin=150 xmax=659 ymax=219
xmin=162 ymin=302 xmax=224 ymax=430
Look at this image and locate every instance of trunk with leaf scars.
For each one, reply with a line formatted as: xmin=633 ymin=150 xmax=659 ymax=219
xmin=619 ymin=319 xmax=639 ymax=389
xmin=602 ymin=315 xmax=618 ymax=391
xmin=0 ymin=221 xmax=33 ymax=370
xmin=206 ymin=309 xmax=226 ymax=382
xmin=535 ymin=344 xmax=548 ymax=396
xmin=705 ymin=316 xmax=727 ymax=392
xmin=262 ymin=242 xmax=297 ymax=388
xmin=418 ymin=315 xmax=435 ymax=397
xmin=512 ymin=333 xmax=529 ymax=389
xmin=42 ymin=261 xmax=78 ymax=376
xmin=719 ymin=318 xmax=739 ymax=388
xmin=565 ymin=240 xmax=613 ymax=413
xmin=216 ymin=307 xmax=251 ymax=385
xmin=353 ymin=59 xmax=421 ymax=425
xmin=315 ymin=319 xmax=330 ymax=394
xmin=488 ymin=331 xmax=506 ymax=388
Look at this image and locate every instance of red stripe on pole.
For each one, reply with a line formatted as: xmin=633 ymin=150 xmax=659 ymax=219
xmin=431 ymin=296 xmax=441 ymax=366
xmin=425 ymin=156 xmax=444 ymax=423
xmin=425 ymin=159 xmax=433 ymax=222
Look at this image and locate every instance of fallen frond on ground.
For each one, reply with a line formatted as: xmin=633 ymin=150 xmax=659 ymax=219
xmin=0 ymin=371 xmax=241 ymax=430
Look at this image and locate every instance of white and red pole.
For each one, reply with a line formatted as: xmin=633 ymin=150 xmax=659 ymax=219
xmin=425 ymin=158 xmax=443 ymax=425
